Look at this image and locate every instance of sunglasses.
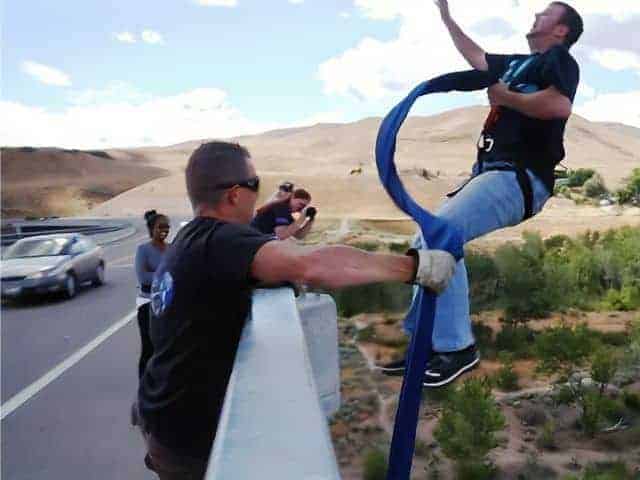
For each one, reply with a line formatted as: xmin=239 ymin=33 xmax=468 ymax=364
xmin=215 ymin=176 xmax=260 ymax=193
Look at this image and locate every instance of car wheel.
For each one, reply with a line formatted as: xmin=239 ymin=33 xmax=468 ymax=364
xmin=92 ymin=263 xmax=105 ymax=287
xmin=64 ymin=273 xmax=77 ymax=299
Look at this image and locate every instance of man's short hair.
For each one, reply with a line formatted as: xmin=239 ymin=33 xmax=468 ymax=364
xmin=292 ymin=188 xmax=311 ymax=201
xmin=553 ymin=2 xmax=583 ymax=48
xmin=185 ymin=141 xmax=251 ymax=209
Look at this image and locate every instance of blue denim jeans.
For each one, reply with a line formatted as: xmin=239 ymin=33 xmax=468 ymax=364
xmin=406 ymin=161 xmax=551 ymax=351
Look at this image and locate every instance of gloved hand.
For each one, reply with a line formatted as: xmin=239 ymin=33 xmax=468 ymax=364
xmin=406 ymin=248 xmax=457 ymax=294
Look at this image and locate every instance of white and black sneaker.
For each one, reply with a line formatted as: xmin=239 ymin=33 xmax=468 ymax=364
xmin=423 ymin=345 xmax=480 ymax=388
xmin=375 ymin=358 xmax=406 ymax=376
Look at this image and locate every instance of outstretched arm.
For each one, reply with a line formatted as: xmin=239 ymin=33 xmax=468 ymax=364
xmin=251 ymin=241 xmax=456 ymax=293
xmin=434 ymin=0 xmax=488 ymax=71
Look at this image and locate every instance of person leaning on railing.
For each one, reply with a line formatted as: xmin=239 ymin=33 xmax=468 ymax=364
xmin=135 ymin=141 xmax=457 ymax=480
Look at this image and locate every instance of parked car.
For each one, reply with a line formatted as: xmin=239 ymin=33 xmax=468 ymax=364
xmin=1 ymin=233 xmax=105 ymax=300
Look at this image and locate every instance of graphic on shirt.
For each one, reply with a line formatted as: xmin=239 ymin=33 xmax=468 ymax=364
xmin=151 ymin=270 xmax=174 ymax=316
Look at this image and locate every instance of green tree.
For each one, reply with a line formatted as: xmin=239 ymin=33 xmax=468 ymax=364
xmin=434 ymin=378 xmax=505 ymax=479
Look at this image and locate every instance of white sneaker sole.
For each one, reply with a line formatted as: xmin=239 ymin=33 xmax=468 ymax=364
xmin=422 ymin=356 xmax=480 ymax=388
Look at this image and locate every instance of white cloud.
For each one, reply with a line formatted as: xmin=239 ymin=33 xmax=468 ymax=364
xmin=141 ymin=29 xmax=164 ymax=45
xmin=339 ymin=11 xmax=351 ymax=19
xmin=195 ymin=0 xmax=238 ymax=6
xmin=21 ymin=61 xmax=72 ymax=87
xmin=320 ymin=2 xmax=640 ymax=102
xmin=577 ymin=82 xmax=596 ymax=99
xmin=114 ymin=31 xmax=136 ymax=44
xmin=68 ymin=81 xmax=152 ymax=106
xmin=0 ymin=86 xmax=346 ymax=149
xmin=288 ymin=0 xmax=304 ymax=4
xmin=577 ymin=90 xmax=640 ymax=127
xmin=589 ymin=48 xmax=640 ymax=72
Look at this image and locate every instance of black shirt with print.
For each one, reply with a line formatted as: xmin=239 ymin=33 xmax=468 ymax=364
xmin=138 ymin=217 xmax=273 ymax=458
xmin=479 ymin=45 xmax=580 ymax=192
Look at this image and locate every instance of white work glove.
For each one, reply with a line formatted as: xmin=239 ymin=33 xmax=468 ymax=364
xmin=407 ymin=248 xmax=457 ymax=294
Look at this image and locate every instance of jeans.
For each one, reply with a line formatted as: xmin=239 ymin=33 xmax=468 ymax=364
xmin=406 ymin=161 xmax=551 ymax=351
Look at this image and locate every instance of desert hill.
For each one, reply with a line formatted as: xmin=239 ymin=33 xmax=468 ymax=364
xmin=1 ymin=147 xmax=168 ymax=217
xmin=3 ymin=107 xmax=639 ymax=241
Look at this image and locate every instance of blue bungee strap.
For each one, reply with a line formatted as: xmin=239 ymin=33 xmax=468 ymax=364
xmin=374 ymin=69 xmax=496 ymax=480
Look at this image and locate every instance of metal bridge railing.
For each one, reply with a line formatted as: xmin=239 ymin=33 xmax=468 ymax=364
xmin=207 ymin=288 xmax=341 ymax=480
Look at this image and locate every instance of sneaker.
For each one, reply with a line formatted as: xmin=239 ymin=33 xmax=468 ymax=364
xmin=375 ymin=358 xmax=406 ymax=376
xmin=423 ymin=345 xmax=480 ymax=388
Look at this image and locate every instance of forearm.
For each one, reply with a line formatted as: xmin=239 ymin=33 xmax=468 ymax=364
xmin=443 ymin=18 xmax=488 ymax=71
xmin=301 ymin=246 xmax=414 ymax=289
xmin=275 ymin=221 xmax=303 ymax=240
xmin=293 ymin=220 xmax=313 ymax=239
xmin=501 ymin=88 xmax=572 ymax=120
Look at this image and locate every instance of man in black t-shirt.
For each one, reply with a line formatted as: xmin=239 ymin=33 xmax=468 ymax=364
xmin=251 ymin=188 xmax=315 ymax=240
xmin=388 ymin=2 xmax=583 ymax=388
xmin=137 ymin=141 xmax=459 ymax=478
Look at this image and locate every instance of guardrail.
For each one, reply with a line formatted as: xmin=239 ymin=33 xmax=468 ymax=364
xmin=207 ymin=288 xmax=341 ymax=480
xmin=0 ymin=220 xmax=131 ymax=246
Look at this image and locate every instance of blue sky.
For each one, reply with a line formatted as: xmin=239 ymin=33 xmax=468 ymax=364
xmin=2 ymin=0 xmax=639 ymax=148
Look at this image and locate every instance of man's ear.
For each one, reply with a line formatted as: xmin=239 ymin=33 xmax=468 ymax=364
xmin=227 ymin=187 xmax=241 ymax=206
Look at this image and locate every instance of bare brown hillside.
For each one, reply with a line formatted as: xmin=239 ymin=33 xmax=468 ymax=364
xmin=3 ymin=107 xmax=640 ymax=229
xmin=1 ymin=147 xmax=168 ymax=217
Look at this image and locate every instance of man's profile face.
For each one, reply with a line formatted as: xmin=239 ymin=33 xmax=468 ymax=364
xmin=290 ymin=197 xmax=309 ymax=213
xmin=527 ymin=3 xmax=566 ymax=39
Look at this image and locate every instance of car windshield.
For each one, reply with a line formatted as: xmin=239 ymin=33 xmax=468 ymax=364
xmin=3 ymin=238 xmax=70 ymax=259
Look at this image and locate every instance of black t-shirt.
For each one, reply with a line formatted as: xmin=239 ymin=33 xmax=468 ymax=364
xmin=479 ymin=45 xmax=579 ymax=192
xmin=138 ymin=217 xmax=273 ymax=458
xmin=250 ymin=202 xmax=294 ymax=235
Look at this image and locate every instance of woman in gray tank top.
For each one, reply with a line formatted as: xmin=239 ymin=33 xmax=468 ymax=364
xmin=134 ymin=210 xmax=170 ymax=379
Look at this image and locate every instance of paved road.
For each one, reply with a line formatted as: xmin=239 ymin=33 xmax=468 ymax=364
xmin=1 ymin=218 xmax=188 ymax=479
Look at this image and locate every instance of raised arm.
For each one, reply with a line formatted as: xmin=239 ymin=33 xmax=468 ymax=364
xmin=434 ymin=0 xmax=488 ymax=71
xmin=250 ymin=241 xmax=456 ymax=293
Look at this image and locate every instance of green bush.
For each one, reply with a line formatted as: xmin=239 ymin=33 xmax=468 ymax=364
xmin=601 ymin=286 xmax=640 ymax=311
xmin=590 ymin=347 xmax=620 ymax=393
xmin=466 ymin=251 xmax=500 ymax=313
xmin=495 ymin=324 xmax=535 ymax=358
xmin=616 ymin=168 xmax=640 ymax=205
xmin=329 ymin=283 xmax=413 ymax=317
xmin=352 ymin=241 xmax=380 ymax=252
xmin=494 ymin=353 xmax=519 ymax=391
xmin=535 ymin=323 xmax=595 ymax=376
xmin=572 ymin=461 xmax=635 ymax=480
xmin=362 ymin=449 xmax=387 ymax=480
xmin=464 ymin=227 xmax=640 ymax=317
xmin=434 ymin=378 xmax=505 ymax=474
xmin=388 ymin=241 xmax=410 ymax=254
xmin=622 ymin=390 xmax=640 ymax=411
xmin=536 ymin=419 xmax=557 ymax=450
xmin=472 ymin=321 xmax=496 ymax=360
xmin=583 ymin=173 xmax=608 ymax=198
xmin=567 ymin=168 xmax=595 ymax=187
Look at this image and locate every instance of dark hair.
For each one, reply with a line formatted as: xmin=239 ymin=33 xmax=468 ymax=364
xmin=552 ymin=2 xmax=583 ymax=48
xmin=185 ymin=141 xmax=251 ymax=209
xmin=143 ymin=209 xmax=167 ymax=237
xmin=292 ymin=188 xmax=311 ymax=201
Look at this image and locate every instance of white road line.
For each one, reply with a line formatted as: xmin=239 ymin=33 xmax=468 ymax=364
xmin=1 ymin=309 xmax=138 ymax=421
